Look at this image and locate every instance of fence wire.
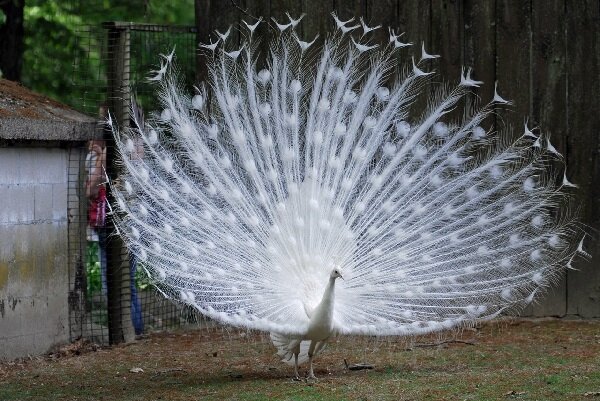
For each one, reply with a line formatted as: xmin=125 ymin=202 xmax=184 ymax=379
xmin=67 ymin=22 xmax=202 ymax=345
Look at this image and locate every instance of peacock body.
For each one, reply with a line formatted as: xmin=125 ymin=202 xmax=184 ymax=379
xmin=111 ymin=13 xmax=587 ymax=378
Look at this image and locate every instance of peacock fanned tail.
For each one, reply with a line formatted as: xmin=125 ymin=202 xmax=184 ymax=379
xmin=110 ymin=13 xmax=587 ymax=337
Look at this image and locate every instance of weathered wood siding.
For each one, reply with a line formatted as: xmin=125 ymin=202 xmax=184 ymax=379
xmin=195 ymin=0 xmax=600 ymax=318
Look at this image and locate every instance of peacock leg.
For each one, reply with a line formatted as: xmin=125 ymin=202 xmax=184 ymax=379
xmin=314 ymin=340 xmax=327 ymax=355
xmin=293 ymin=353 xmax=300 ymax=380
xmin=307 ymin=340 xmax=317 ymax=379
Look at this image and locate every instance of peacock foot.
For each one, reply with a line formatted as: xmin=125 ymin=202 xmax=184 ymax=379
xmin=306 ymin=374 xmax=318 ymax=382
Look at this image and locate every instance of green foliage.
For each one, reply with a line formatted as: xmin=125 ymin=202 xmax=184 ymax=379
xmin=22 ymin=3 xmax=88 ymax=109
xmin=86 ymin=240 xmax=102 ymax=296
xmin=87 ymin=240 xmax=154 ymax=295
xmin=134 ymin=263 xmax=154 ymax=290
xmin=20 ymin=0 xmax=195 ymax=111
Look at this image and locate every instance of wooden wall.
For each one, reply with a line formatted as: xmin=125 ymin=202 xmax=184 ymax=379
xmin=195 ymin=0 xmax=600 ymax=318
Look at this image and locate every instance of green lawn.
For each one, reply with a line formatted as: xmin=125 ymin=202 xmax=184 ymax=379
xmin=1 ymin=319 xmax=599 ymax=400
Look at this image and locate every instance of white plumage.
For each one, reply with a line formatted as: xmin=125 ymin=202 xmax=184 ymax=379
xmin=271 ymin=267 xmax=343 ymax=379
xmin=110 ymin=13 xmax=587 ymax=378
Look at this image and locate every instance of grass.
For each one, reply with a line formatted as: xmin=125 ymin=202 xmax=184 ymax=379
xmin=1 ymin=319 xmax=599 ymax=401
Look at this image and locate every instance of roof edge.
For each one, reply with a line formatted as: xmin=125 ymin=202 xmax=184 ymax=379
xmin=0 ymin=118 xmax=102 ymax=141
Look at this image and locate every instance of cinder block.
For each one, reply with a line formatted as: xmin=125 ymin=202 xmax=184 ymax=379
xmin=0 ymin=232 xmax=14 ymax=262
xmin=11 ymin=259 xmax=35 ymax=298
xmin=0 ymin=298 xmax=23 ymax=338
xmin=0 ymin=184 xmax=35 ymax=224
xmin=30 ymin=223 xmax=68 ymax=288
xmin=34 ymin=149 xmax=68 ymax=184
xmin=0 ymin=148 xmax=67 ymax=185
xmin=0 ymin=148 xmax=24 ymax=185
xmin=0 ymin=333 xmax=36 ymax=360
xmin=34 ymin=184 xmax=55 ymax=221
xmin=0 ymin=293 xmax=69 ymax=359
xmin=0 ymin=225 xmax=30 ymax=264
xmin=0 ymin=262 xmax=8 ymax=291
xmin=45 ymin=294 xmax=69 ymax=340
xmin=0 ymin=148 xmax=38 ymax=184
xmin=1 ymin=222 xmax=68 ymax=296
xmin=52 ymin=183 xmax=68 ymax=221
xmin=0 ymin=147 xmax=74 ymax=360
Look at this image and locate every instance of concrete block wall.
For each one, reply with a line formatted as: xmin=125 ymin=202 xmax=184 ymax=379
xmin=0 ymin=147 xmax=70 ymax=360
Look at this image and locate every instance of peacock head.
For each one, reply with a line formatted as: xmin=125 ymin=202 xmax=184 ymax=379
xmin=330 ymin=267 xmax=344 ymax=280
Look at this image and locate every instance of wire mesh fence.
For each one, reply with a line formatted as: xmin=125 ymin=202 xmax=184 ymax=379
xmin=67 ymin=21 xmax=202 ymax=345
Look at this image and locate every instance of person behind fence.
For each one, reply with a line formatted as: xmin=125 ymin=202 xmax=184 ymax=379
xmin=84 ymin=139 xmax=107 ymax=296
xmin=94 ymin=101 xmax=144 ymax=335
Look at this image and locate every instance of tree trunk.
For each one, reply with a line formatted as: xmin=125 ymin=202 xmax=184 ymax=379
xmin=0 ymin=0 xmax=25 ymax=81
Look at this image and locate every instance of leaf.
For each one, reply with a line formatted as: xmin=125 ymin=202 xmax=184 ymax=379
xmin=129 ymin=367 xmax=144 ymax=373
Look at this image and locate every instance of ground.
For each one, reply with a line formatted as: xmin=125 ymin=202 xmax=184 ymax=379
xmin=1 ymin=319 xmax=599 ymax=401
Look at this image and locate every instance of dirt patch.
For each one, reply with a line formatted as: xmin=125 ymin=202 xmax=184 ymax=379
xmin=47 ymin=338 xmax=102 ymax=360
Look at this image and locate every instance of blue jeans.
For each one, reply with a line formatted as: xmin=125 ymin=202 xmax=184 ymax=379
xmin=98 ymin=228 xmax=108 ymax=296
xmin=129 ymin=254 xmax=144 ymax=335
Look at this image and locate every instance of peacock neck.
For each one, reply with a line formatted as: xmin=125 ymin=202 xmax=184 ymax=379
xmin=319 ymin=277 xmax=337 ymax=310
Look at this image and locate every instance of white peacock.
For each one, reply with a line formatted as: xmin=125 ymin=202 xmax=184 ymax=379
xmin=110 ymin=12 xmax=588 ymax=379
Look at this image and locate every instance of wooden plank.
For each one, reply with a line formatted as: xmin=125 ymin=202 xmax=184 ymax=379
xmin=495 ymin=0 xmax=531 ymax=135
xmin=431 ymin=0 xmax=463 ymax=87
xmin=431 ymin=0 xmax=463 ymax=123
xmin=244 ymin=0 xmax=271 ymax=70
xmin=366 ymin=0 xmax=398 ymax=45
xmin=334 ymin=0 xmax=366 ymax=21
xmin=463 ymin=0 xmax=495 ymax=114
xmin=529 ymin=0 xmax=568 ymax=317
xmin=397 ymin=0 xmax=431 ymax=122
xmin=302 ymin=0 xmax=334 ymax=43
xmin=495 ymin=1 xmax=532 ymax=315
xmin=462 ymin=0 xmax=495 ymax=186
xmin=270 ymin=0 xmax=302 ymax=31
xmin=211 ymin=0 xmax=243 ymax=46
xmin=565 ymin=0 xmax=600 ymax=318
xmin=195 ymin=0 xmax=244 ymax=87
xmin=196 ymin=1 xmax=258 ymax=80
xmin=397 ymin=0 xmax=431 ymax=61
xmin=366 ymin=0 xmax=399 ymax=89
xmin=268 ymin=0 xmax=302 ymax=83
xmin=195 ymin=0 xmax=211 ymax=84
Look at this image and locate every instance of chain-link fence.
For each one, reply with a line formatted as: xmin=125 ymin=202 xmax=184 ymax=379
xmin=67 ymin=21 xmax=202 ymax=345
